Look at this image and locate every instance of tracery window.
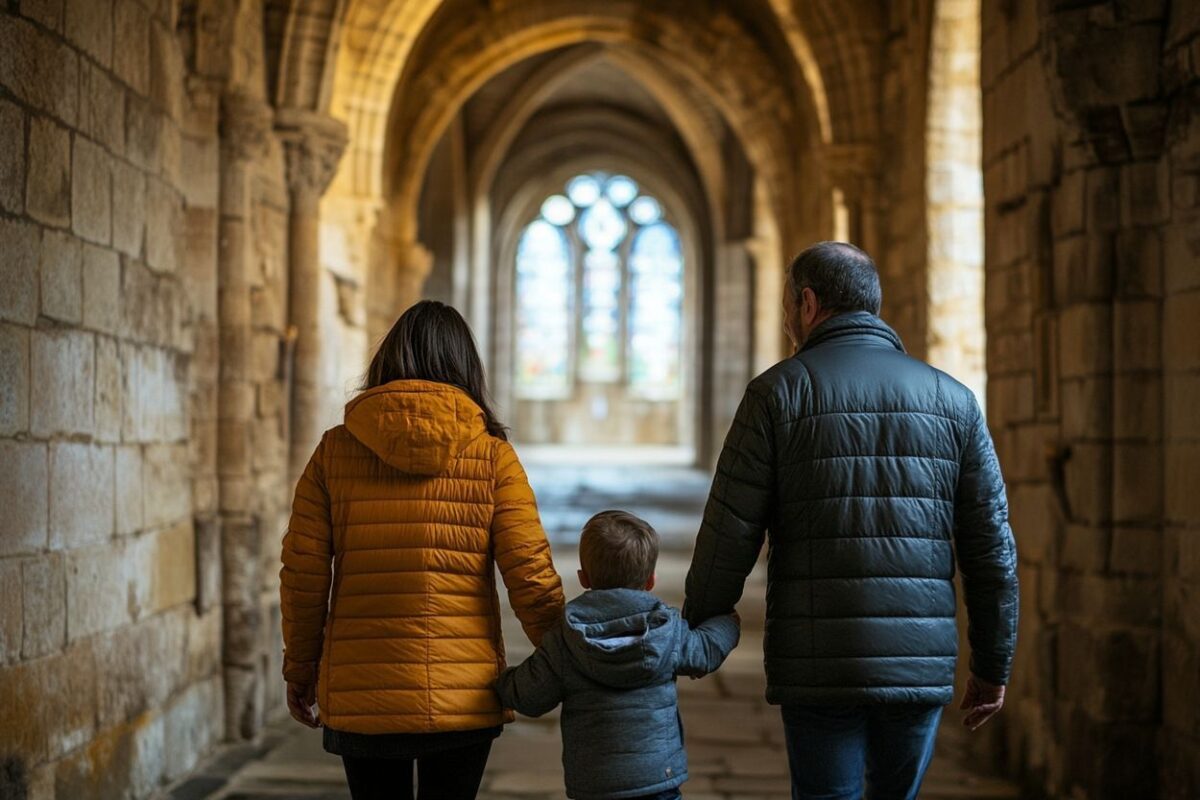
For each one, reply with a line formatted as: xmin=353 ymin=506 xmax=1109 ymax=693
xmin=514 ymin=172 xmax=683 ymax=400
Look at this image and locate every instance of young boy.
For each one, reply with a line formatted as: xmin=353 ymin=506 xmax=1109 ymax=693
xmin=496 ymin=510 xmax=740 ymax=800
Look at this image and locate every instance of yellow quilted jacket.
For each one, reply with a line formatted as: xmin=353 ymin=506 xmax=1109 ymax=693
xmin=279 ymin=379 xmax=565 ymax=734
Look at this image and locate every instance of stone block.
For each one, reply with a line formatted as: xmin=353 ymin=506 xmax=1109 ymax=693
xmin=1114 ymin=300 xmax=1161 ymax=371
xmin=1114 ymin=228 xmax=1162 ymax=299
xmin=66 ymin=542 xmax=131 ymax=640
xmin=82 ymin=243 xmax=121 ymax=334
xmin=1087 ymin=628 xmax=1161 ymax=723
xmin=79 ymin=59 xmax=125 ymax=155
xmin=143 ymin=443 xmax=190 ymax=529
xmin=163 ymin=678 xmax=221 ymax=781
xmin=72 ymin=136 xmax=112 ymax=245
xmin=1052 ymin=169 xmax=1085 ymax=235
xmin=0 ymin=14 xmax=78 ymax=125
xmin=114 ymin=445 xmax=143 ymax=536
xmin=1085 ymin=167 xmax=1121 ymax=233
xmin=1165 ymin=373 xmax=1200 ymax=439
xmin=1058 ymin=303 xmax=1113 ymax=379
xmin=0 ymin=219 xmax=40 ymax=324
xmin=0 ymin=99 xmax=24 ymax=213
xmin=149 ymin=18 xmax=183 ymax=120
xmin=0 ymin=560 xmax=20 ymax=664
xmin=0 ymin=440 xmax=49 ymax=556
xmin=1063 ymin=573 xmax=1161 ymax=628
xmin=144 ymin=177 xmax=179 ymax=273
xmin=0 ymin=639 xmax=96 ymax=764
xmin=987 ymin=373 xmax=1035 ymax=427
xmin=150 ymin=521 xmax=196 ymax=612
xmin=1109 ymin=527 xmax=1162 ymax=575
xmin=1114 ymin=373 xmax=1161 ymax=440
xmin=50 ymin=441 xmax=115 ymax=550
xmin=30 ymin=328 xmax=94 ymax=437
xmin=1009 ymin=483 xmax=1057 ymax=564
xmin=26 ymin=115 xmax=71 ymax=227
xmin=1165 ymin=443 xmax=1200 ymax=524
xmin=1060 ymin=377 xmax=1112 ymax=440
xmin=1121 ymin=159 xmax=1170 ymax=227
xmin=22 ymin=553 xmax=66 ymax=658
xmin=64 ymin=0 xmax=113 ymax=67
xmin=1162 ymin=636 xmax=1200 ymax=740
xmin=1163 ymin=290 xmax=1200 ymax=371
xmin=95 ymin=334 xmax=121 ymax=442
xmin=112 ymin=0 xmax=150 ymax=94
xmin=1113 ymin=443 xmax=1163 ymax=524
xmin=111 ymin=160 xmax=146 ymax=257
xmin=1162 ymin=215 xmax=1200 ymax=295
xmin=1060 ymin=523 xmax=1110 ymax=572
xmin=124 ymin=95 xmax=160 ymax=173
xmin=1063 ymin=442 xmax=1113 ymax=524
xmin=0 ymin=323 xmax=30 ymax=436
xmin=20 ymin=0 xmax=64 ymax=30
xmin=39 ymin=229 xmax=82 ymax=323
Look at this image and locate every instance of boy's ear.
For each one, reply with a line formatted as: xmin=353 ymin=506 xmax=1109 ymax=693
xmin=645 ymin=573 xmax=656 ymax=591
xmin=577 ymin=568 xmax=591 ymax=589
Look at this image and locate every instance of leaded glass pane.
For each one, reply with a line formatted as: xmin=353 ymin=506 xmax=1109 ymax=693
xmin=579 ymin=249 xmax=622 ymax=382
xmin=541 ymin=194 xmax=575 ymax=226
xmin=605 ymin=175 xmax=639 ymax=207
xmin=629 ymin=223 xmax=683 ymax=399
xmin=566 ymin=174 xmax=602 ymax=207
xmin=629 ymin=195 xmax=662 ymax=225
xmin=578 ymin=198 xmax=627 ymax=252
xmin=515 ymin=220 xmax=573 ymax=398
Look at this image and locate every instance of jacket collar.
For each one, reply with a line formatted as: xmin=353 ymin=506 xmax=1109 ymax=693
xmin=799 ymin=311 xmax=906 ymax=354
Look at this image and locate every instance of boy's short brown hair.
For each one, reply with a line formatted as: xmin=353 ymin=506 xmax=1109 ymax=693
xmin=579 ymin=510 xmax=660 ymax=590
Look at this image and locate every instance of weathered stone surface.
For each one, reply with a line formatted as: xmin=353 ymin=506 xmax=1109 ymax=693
xmin=112 ymin=0 xmax=150 ymax=94
xmin=0 ymin=218 xmax=39 ymax=324
xmin=39 ymin=228 xmax=82 ymax=323
xmin=124 ymin=95 xmax=160 ymax=173
xmin=0 ymin=323 xmax=30 ymax=436
xmin=0 ymin=99 xmax=23 ymax=213
xmin=50 ymin=441 xmax=115 ymax=550
xmin=95 ymin=334 xmax=122 ymax=442
xmin=143 ymin=443 xmax=191 ymax=529
xmin=19 ymin=0 xmax=64 ymax=31
xmin=63 ymin=0 xmax=112 ymax=68
xmin=66 ymin=542 xmax=131 ymax=640
xmin=149 ymin=17 xmax=184 ymax=120
xmin=72 ymin=136 xmax=113 ymax=245
xmin=82 ymin=243 xmax=121 ymax=334
xmin=22 ymin=553 xmax=66 ymax=659
xmin=0 ymin=440 xmax=49 ymax=556
xmin=80 ymin=59 xmax=125 ymax=155
xmin=26 ymin=115 xmax=71 ymax=227
xmin=114 ymin=444 xmax=143 ymax=536
xmin=145 ymin=177 xmax=179 ymax=273
xmin=0 ymin=14 xmax=78 ymax=125
xmin=150 ymin=521 xmax=196 ymax=612
xmin=30 ymin=328 xmax=94 ymax=437
xmin=1163 ymin=289 xmax=1200 ymax=371
xmin=162 ymin=677 xmax=221 ymax=781
xmin=111 ymin=160 xmax=146 ymax=257
xmin=0 ymin=637 xmax=96 ymax=763
xmin=0 ymin=560 xmax=21 ymax=664
xmin=1165 ymin=442 xmax=1200 ymax=524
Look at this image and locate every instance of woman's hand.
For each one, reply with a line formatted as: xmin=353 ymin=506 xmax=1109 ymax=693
xmin=287 ymin=681 xmax=321 ymax=728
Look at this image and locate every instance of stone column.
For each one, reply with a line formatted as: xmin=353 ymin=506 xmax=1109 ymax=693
xmin=276 ymin=110 xmax=348 ymax=485
xmin=217 ymin=90 xmax=272 ymax=741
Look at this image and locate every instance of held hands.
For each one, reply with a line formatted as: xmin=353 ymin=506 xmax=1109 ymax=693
xmin=287 ymin=681 xmax=321 ymax=728
xmin=959 ymin=674 xmax=1005 ymax=731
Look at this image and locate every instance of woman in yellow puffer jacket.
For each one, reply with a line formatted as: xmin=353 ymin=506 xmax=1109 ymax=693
xmin=280 ymin=300 xmax=565 ymax=800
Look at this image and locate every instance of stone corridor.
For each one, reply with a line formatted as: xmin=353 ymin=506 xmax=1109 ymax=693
xmin=169 ymin=464 xmax=1020 ymax=800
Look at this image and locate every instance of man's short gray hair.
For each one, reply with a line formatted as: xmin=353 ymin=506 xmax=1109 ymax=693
xmin=787 ymin=241 xmax=882 ymax=315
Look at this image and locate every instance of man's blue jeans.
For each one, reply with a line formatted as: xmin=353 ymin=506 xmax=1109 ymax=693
xmin=780 ymin=704 xmax=944 ymax=800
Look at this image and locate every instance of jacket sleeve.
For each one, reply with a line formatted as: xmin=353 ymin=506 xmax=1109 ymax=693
xmin=280 ymin=434 xmax=333 ymax=685
xmin=492 ymin=441 xmax=566 ymax=647
xmin=495 ymin=637 xmax=565 ymax=717
xmin=684 ymin=381 xmax=774 ymax=625
xmin=676 ymin=614 xmax=741 ymax=678
xmin=954 ymin=401 xmax=1020 ymax=686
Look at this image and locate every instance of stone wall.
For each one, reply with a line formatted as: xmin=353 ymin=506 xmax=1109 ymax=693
xmin=980 ymin=1 xmax=1200 ymax=797
xmin=0 ymin=1 xmax=222 ymax=796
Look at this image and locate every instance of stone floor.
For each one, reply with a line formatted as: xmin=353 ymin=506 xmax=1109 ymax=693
xmin=173 ymin=458 xmax=1021 ymax=800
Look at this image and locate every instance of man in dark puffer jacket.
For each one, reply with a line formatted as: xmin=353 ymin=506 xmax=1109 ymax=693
xmin=684 ymin=241 xmax=1018 ymax=800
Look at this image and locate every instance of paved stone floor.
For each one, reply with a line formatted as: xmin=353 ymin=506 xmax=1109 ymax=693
xmin=178 ymin=459 xmax=1020 ymax=800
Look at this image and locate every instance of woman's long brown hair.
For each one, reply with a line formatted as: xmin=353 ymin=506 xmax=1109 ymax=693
xmin=363 ymin=301 xmax=507 ymax=440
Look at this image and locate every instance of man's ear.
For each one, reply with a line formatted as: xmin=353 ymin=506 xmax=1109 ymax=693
xmin=801 ymin=286 xmax=821 ymax=325
xmin=577 ymin=568 xmax=591 ymax=589
xmin=645 ymin=573 xmax=656 ymax=591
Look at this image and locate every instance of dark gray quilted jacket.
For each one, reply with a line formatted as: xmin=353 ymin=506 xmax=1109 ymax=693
xmin=684 ymin=312 xmax=1018 ymax=706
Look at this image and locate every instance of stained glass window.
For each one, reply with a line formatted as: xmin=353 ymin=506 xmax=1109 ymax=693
xmin=514 ymin=172 xmax=684 ymax=401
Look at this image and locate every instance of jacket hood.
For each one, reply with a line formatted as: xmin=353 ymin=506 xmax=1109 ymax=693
xmin=801 ymin=311 xmax=906 ymax=354
xmin=343 ymin=379 xmax=489 ymax=475
xmin=562 ymin=589 xmax=678 ymax=689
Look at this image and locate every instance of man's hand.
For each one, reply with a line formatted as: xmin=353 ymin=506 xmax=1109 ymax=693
xmin=959 ymin=674 xmax=1005 ymax=731
xmin=287 ymin=681 xmax=321 ymax=728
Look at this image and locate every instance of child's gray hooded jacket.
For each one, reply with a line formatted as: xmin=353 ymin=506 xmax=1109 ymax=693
xmin=496 ymin=588 xmax=740 ymax=800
